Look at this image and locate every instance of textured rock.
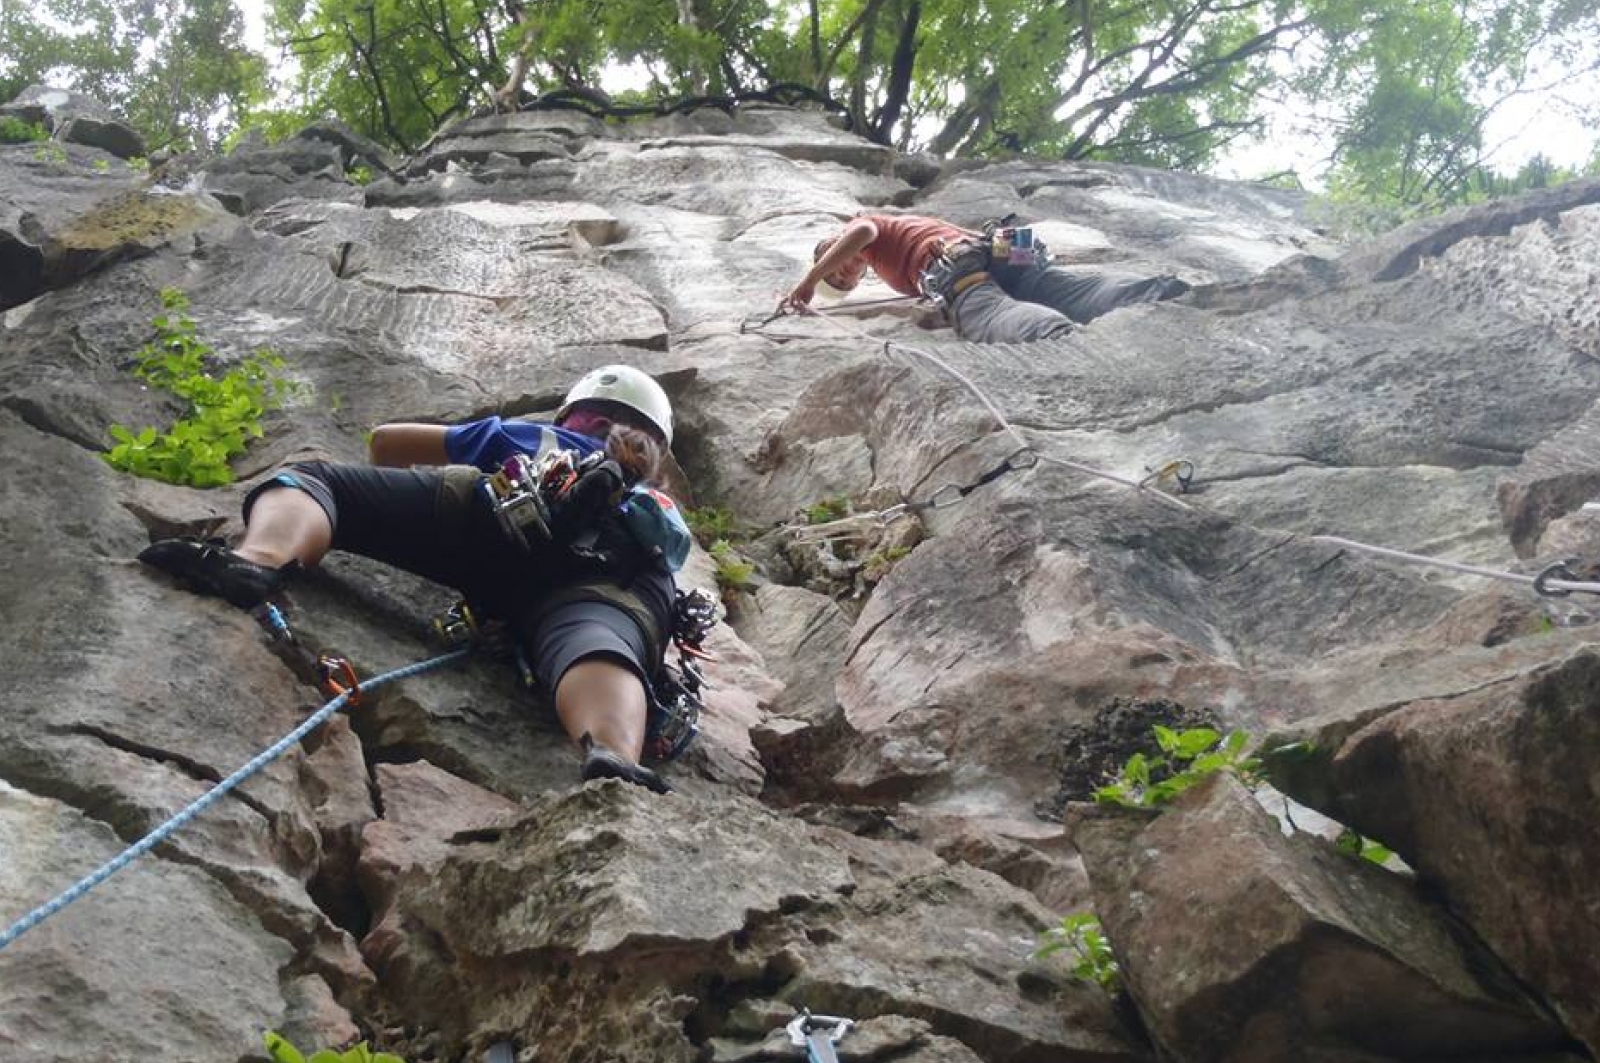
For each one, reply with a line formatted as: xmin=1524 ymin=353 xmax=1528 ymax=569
xmin=6 ymin=91 xmax=1600 ymax=1062
xmin=369 ymin=784 xmax=1137 ymax=1062
xmin=1072 ymin=775 xmax=1571 ymax=1062
xmin=1 ymin=85 xmax=145 ymax=157
xmin=0 ymin=782 xmax=301 ymax=1063
xmin=1267 ymin=649 xmax=1600 ymax=1055
xmin=0 ymin=146 xmax=226 ymax=308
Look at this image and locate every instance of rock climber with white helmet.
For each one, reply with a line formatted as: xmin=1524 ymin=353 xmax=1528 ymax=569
xmin=138 ymin=365 xmax=708 ymax=793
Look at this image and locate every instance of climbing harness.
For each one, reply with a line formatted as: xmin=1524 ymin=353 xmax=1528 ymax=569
xmin=786 ymin=1010 xmax=854 ymax=1063
xmin=0 ymin=646 xmax=470 ymax=954
xmin=425 ymin=585 xmax=720 ymax=763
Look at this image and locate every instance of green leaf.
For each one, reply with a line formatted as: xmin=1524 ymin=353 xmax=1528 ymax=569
xmin=263 ymin=1031 xmax=308 ymax=1063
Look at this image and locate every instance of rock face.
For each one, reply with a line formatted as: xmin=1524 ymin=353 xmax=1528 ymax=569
xmin=1265 ymin=650 xmax=1600 ymax=1055
xmin=1072 ymin=776 xmax=1571 ymax=1063
xmin=2 ymin=85 xmax=1599 ymax=1062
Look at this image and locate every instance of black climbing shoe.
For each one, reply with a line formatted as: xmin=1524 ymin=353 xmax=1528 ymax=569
xmin=138 ymin=537 xmax=298 ymax=610
xmin=580 ymin=734 xmax=673 ymax=794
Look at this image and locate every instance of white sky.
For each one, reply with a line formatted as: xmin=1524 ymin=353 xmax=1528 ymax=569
xmin=236 ymin=0 xmax=1595 ymax=185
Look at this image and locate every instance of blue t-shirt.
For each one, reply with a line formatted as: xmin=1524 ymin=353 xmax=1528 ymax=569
xmin=443 ymin=416 xmax=692 ymax=572
xmin=444 ymin=416 xmax=602 ymax=471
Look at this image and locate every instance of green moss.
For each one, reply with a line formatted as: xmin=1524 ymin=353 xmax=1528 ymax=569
xmin=58 ymin=191 xmax=215 ymax=251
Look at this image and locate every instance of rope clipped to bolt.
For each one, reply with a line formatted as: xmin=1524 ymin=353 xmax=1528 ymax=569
xmin=773 ymin=302 xmax=1600 ymax=599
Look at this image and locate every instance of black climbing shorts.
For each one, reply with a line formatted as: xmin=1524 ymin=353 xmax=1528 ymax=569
xmin=527 ymin=599 xmax=653 ymax=691
xmin=244 ymin=461 xmax=670 ymax=692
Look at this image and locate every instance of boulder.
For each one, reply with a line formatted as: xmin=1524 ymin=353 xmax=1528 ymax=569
xmin=368 ymin=783 xmax=1140 ymax=1063
xmin=0 ymin=782 xmax=313 ymax=1063
xmin=2 ymin=85 xmax=145 ymax=157
xmin=1267 ymin=649 xmax=1600 ymax=1055
xmin=1072 ymin=775 xmax=1573 ymax=1062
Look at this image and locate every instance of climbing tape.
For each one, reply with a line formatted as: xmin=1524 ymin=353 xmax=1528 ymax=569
xmin=778 ymin=304 xmax=1600 ymax=599
xmin=0 ymin=647 xmax=471 ymax=955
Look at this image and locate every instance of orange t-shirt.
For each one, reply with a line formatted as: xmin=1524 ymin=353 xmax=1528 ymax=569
xmin=857 ymin=214 xmax=971 ymax=295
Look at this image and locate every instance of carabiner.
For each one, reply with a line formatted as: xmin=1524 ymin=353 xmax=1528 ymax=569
xmin=318 ymin=656 xmax=363 ymax=705
xmin=878 ymin=503 xmax=913 ymax=526
xmin=1005 ymin=447 xmax=1040 ymax=471
xmin=1532 ymin=559 xmax=1578 ymax=598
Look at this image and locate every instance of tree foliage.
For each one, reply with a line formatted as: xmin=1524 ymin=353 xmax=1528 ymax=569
xmin=0 ymin=0 xmax=266 ymax=151
xmin=1 ymin=0 xmax=1596 ymax=208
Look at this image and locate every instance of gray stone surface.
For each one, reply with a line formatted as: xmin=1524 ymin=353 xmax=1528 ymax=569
xmin=0 ymin=782 xmax=307 ymax=1063
xmin=5 ymin=93 xmax=1600 ymax=1062
xmin=1073 ymin=775 xmax=1569 ymax=1063
xmin=1266 ymin=650 xmax=1600 ymax=1055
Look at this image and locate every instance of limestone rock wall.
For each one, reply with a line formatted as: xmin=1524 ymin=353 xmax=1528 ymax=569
xmin=2 ymin=96 xmax=1599 ymax=1063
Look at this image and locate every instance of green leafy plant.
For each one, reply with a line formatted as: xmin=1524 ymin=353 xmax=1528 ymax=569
xmin=32 ymin=140 xmax=68 ymax=164
xmin=865 ymin=545 xmax=911 ymax=568
xmin=1335 ymin=829 xmax=1395 ymax=867
xmin=264 ymin=1031 xmax=407 ymax=1063
xmin=347 ymin=163 xmax=374 ymax=185
xmin=92 ymin=157 xmax=111 ymax=172
xmin=128 ymin=155 xmax=150 ymax=172
xmin=710 ymin=538 xmax=754 ymax=594
xmin=0 ymin=116 xmax=50 ymax=143
xmin=804 ymin=496 xmax=851 ymax=525
xmin=1035 ymin=912 xmax=1120 ymax=993
xmin=1094 ymin=726 xmax=1259 ymax=809
xmin=686 ymin=505 xmax=739 ymax=547
xmin=105 ymin=288 xmax=297 ymax=487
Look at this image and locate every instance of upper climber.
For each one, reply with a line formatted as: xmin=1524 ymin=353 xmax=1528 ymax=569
xmin=137 ymin=365 xmax=704 ymax=795
xmin=778 ymin=212 xmax=1190 ymax=343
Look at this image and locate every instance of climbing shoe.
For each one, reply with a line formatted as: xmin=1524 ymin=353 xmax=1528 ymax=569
xmin=138 ymin=537 xmax=298 ymax=610
xmin=580 ymin=734 xmax=673 ymax=794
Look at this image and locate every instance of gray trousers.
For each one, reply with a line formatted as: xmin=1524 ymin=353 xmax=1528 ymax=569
xmin=948 ymin=263 xmax=1189 ymax=343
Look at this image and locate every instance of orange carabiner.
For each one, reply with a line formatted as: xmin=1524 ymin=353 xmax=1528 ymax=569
xmin=318 ymin=656 xmax=363 ymax=706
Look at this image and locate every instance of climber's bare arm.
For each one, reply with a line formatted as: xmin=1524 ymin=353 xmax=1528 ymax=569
xmin=368 ymin=423 xmax=450 ymax=467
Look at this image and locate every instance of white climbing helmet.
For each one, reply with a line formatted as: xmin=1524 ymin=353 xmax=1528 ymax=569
xmin=557 ymin=365 xmax=674 ymax=445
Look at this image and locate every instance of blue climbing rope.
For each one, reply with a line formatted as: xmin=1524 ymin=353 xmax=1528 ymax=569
xmin=0 ymin=647 xmax=471 ymax=953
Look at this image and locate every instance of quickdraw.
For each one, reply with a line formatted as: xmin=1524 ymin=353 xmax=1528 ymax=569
xmin=645 ymin=587 xmax=721 ymax=761
xmin=317 ymin=656 xmax=362 ymax=705
xmin=879 ymin=447 xmax=1040 ymax=525
xmin=786 ymin=1010 xmax=854 ymax=1063
xmin=1139 ymin=458 xmax=1196 ymax=494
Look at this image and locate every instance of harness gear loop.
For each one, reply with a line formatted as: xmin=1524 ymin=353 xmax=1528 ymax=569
xmin=1533 ymin=559 xmax=1579 ymax=598
xmin=318 ymin=656 xmax=362 ymax=705
xmin=1140 ymin=458 xmax=1197 ymax=494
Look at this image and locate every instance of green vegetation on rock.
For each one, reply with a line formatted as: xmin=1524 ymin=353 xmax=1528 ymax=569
xmin=0 ymin=116 xmax=49 ymax=143
xmin=1035 ymin=912 xmax=1121 ymax=993
xmin=264 ymin=1031 xmax=407 ymax=1063
xmin=105 ymin=288 xmax=296 ymax=487
xmin=1094 ymin=726 xmax=1260 ymax=809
